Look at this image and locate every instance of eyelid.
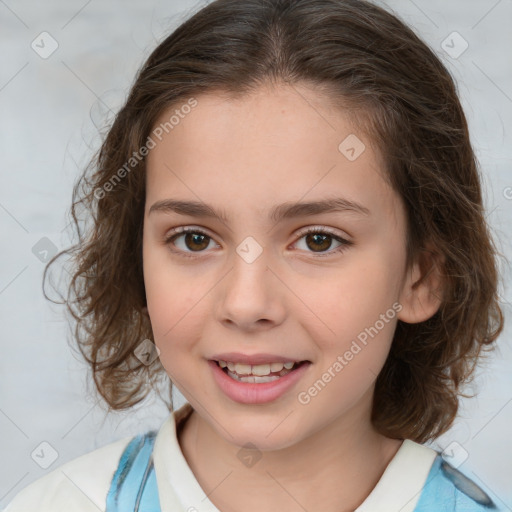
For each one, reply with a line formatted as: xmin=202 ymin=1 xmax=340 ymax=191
xmin=165 ymin=224 xmax=350 ymax=241
xmin=166 ymin=225 xmax=217 ymax=240
xmin=294 ymin=225 xmax=351 ymax=240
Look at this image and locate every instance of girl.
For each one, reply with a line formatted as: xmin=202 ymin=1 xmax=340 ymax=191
xmin=4 ymin=0 xmax=505 ymax=510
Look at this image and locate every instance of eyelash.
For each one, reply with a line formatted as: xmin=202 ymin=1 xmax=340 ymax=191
xmin=163 ymin=226 xmax=353 ymax=259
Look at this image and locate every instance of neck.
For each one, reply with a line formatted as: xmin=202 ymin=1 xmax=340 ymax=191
xmin=178 ymin=396 xmax=402 ymax=512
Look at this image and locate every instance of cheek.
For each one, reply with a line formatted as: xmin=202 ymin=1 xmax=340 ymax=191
xmin=295 ymin=266 xmax=399 ymax=413
xmin=145 ymin=278 xmax=203 ymax=348
xmin=291 ymin=252 xmax=402 ymax=388
xmin=142 ymin=242 xmax=201 ymax=352
xmin=145 ymin=280 xmax=205 ymax=380
xmin=296 ymin=253 xmax=401 ymax=332
xmin=142 ymin=246 xmax=227 ymax=387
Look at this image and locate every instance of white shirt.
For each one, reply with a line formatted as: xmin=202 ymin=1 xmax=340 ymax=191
xmin=3 ymin=402 xmax=438 ymax=512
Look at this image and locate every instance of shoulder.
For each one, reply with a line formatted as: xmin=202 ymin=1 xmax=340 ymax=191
xmin=2 ymin=435 xmax=133 ymax=512
xmin=414 ymin=453 xmax=500 ymax=511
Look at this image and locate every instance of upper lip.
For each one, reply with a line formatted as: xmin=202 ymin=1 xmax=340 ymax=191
xmin=210 ymin=352 xmax=309 ymax=365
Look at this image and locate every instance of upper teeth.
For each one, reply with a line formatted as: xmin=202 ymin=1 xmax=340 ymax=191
xmin=218 ymin=360 xmax=295 ymax=375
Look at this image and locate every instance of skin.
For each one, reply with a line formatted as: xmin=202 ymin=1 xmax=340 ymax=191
xmin=142 ymin=82 xmax=442 ymax=512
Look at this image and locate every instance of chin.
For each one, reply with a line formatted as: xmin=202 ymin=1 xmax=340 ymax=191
xmin=216 ymin=416 xmax=304 ymax=452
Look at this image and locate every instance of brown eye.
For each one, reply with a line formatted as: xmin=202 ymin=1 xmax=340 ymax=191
xmin=293 ymin=227 xmax=353 ymax=256
xmin=181 ymin=232 xmax=210 ymax=251
xmin=304 ymin=232 xmax=334 ymax=252
xmin=164 ymin=228 xmax=217 ymax=255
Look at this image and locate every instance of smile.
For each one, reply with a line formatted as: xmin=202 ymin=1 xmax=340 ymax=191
xmin=217 ymin=359 xmax=297 ymax=381
xmin=209 ymin=359 xmax=311 ymax=404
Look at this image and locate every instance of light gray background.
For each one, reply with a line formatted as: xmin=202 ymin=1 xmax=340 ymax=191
xmin=1 ymin=0 xmax=511 ymax=509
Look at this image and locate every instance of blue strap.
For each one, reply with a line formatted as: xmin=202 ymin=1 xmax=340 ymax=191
xmin=414 ymin=454 xmax=499 ymax=511
xmin=106 ymin=431 xmax=161 ymax=512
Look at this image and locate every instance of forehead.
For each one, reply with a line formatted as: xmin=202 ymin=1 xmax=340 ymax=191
xmin=145 ymin=83 xmax=401 ymax=226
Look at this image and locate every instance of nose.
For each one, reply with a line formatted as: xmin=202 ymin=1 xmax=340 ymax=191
xmin=215 ymin=249 xmax=286 ymax=332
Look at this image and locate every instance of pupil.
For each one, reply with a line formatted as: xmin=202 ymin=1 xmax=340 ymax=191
xmin=186 ymin=233 xmax=209 ymax=251
xmin=307 ymin=233 xmax=331 ymax=252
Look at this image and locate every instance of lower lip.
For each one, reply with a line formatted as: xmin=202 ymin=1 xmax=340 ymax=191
xmin=208 ymin=360 xmax=311 ymax=404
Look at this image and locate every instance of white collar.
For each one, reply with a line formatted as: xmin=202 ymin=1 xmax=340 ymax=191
xmin=152 ymin=402 xmax=438 ymax=512
xmin=355 ymin=439 xmax=438 ymax=511
xmin=153 ymin=402 xmax=220 ymax=512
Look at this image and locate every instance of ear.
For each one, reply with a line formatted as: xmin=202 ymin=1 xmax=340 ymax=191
xmin=397 ymin=244 xmax=445 ymax=324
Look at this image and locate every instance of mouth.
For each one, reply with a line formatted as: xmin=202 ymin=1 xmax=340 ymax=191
xmin=212 ymin=359 xmax=310 ymax=383
xmin=208 ymin=358 xmax=312 ymax=404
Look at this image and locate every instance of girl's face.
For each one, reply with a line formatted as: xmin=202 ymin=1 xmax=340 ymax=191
xmin=143 ymin=83 xmax=429 ymax=449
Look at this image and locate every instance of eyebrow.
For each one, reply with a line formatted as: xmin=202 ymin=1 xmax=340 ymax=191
xmin=148 ymin=197 xmax=370 ymax=222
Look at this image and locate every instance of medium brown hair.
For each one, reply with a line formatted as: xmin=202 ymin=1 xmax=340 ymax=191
xmin=44 ymin=0 xmax=504 ymax=443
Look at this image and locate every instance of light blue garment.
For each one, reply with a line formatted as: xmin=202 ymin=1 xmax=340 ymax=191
xmin=106 ymin=431 xmax=161 ymax=511
xmin=414 ymin=455 xmax=498 ymax=511
xmin=106 ymin=431 xmax=500 ymax=511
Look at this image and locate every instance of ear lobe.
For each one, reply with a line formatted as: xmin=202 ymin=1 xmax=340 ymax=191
xmin=398 ymin=245 xmax=445 ymax=324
